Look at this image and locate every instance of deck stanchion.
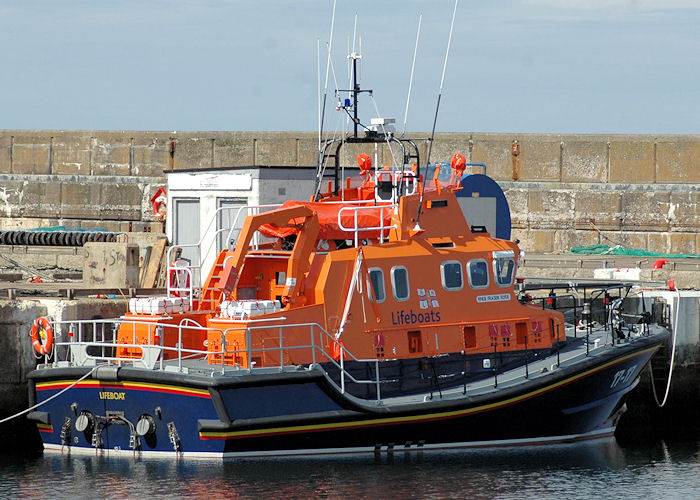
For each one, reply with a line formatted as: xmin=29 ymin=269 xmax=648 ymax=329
xmin=573 ymin=294 xmax=578 ymax=339
xmin=354 ymin=210 xmax=359 ymax=247
xmin=279 ymin=326 xmax=284 ymax=370
xmin=246 ymin=328 xmax=252 ymax=372
xmin=556 ymin=323 xmax=561 ymax=367
xmin=221 ymin=330 xmax=226 ymax=374
xmin=375 ymin=360 xmax=381 ymax=403
xmin=340 ymin=343 xmax=345 ymax=394
xmin=462 ymin=350 xmax=467 ymax=395
xmin=524 ymin=333 xmax=529 ymax=379
xmin=583 ymin=300 xmax=591 ymax=356
xmin=310 ymin=325 xmax=316 ymax=365
xmin=157 ymin=325 xmax=164 ymax=370
xmin=177 ymin=325 xmax=183 ymax=372
xmin=100 ymin=322 xmax=105 ymax=358
xmin=493 ymin=343 xmax=498 ymax=388
xmin=68 ymin=322 xmax=76 ymax=362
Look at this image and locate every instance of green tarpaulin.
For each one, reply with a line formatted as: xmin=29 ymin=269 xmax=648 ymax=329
xmin=571 ymin=244 xmax=699 ymax=259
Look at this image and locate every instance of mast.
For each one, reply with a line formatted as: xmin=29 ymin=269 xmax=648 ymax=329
xmin=351 ymin=50 xmax=361 ymax=138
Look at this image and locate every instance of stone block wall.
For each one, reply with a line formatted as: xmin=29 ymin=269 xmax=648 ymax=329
xmin=0 ymin=129 xmax=697 ymax=255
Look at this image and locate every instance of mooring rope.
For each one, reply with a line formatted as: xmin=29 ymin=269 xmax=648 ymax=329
xmin=649 ymin=288 xmax=681 ymax=408
xmin=0 ymin=365 xmax=99 ymax=424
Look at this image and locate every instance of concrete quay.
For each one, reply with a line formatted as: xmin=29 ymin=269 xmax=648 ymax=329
xmin=519 ymin=254 xmax=700 ymax=290
xmin=0 ymin=297 xmax=126 ymax=450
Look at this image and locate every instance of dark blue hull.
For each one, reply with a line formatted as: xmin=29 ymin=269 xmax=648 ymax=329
xmin=27 ymin=337 xmax=663 ymax=458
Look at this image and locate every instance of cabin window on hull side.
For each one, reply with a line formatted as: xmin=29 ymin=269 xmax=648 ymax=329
xmin=441 ymin=261 xmax=463 ymax=291
xmin=467 ymin=259 xmax=490 ymax=289
xmin=391 ymin=266 xmax=410 ymax=302
xmin=493 ymin=253 xmax=515 ymax=287
xmin=368 ymin=268 xmax=386 ymax=303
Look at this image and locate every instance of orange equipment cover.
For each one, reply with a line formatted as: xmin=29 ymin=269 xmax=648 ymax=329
xmin=258 ymin=200 xmax=392 ymax=240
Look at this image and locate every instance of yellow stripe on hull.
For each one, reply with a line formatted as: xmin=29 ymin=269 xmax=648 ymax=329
xmin=200 ymin=346 xmax=658 ymax=440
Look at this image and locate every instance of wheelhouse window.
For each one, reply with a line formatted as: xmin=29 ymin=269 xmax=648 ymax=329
xmin=368 ymin=268 xmax=386 ymax=303
xmin=493 ymin=250 xmax=515 ymax=287
xmin=467 ymin=259 xmax=489 ymax=289
xmin=441 ymin=261 xmax=463 ymax=291
xmin=391 ymin=266 xmax=410 ymax=302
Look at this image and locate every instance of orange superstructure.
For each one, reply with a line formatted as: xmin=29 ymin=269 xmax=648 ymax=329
xmin=116 ymin=155 xmax=564 ymax=371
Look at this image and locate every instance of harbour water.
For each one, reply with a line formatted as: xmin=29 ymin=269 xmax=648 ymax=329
xmin=2 ymin=432 xmax=699 ymax=499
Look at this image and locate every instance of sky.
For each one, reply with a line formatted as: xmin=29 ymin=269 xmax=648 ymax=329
xmin=1 ymin=0 xmax=698 ymax=134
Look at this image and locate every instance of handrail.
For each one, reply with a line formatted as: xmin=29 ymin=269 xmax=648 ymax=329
xmin=337 ymin=204 xmax=397 ymax=247
xmin=42 ymin=297 xmax=655 ymax=405
xmin=165 ymin=266 xmax=194 ymax=310
xmin=165 ymin=203 xmax=283 ymax=295
xmin=48 ymin=317 xmax=389 ymax=403
xmin=222 ymin=203 xmax=283 ymax=253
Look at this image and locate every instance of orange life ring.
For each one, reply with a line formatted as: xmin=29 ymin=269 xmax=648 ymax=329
xmin=30 ymin=317 xmax=54 ymax=356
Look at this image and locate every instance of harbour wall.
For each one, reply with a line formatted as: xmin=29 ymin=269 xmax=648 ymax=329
xmin=1 ymin=130 xmax=698 ymax=257
xmin=0 ymin=298 xmax=127 ymax=450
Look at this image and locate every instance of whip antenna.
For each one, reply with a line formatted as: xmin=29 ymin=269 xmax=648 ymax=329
xmin=415 ymin=0 xmax=459 ymax=231
xmin=317 ymin=0 xmax=337 ymax=159
xmin=317 ymin=39 xmax=321 ymax=154
xmin=315 ymin=0 xmax=337 ymax=197
xmin=402 ymin=13 xmax=422 ymax=137
xmin=426 ymin=0 xmax=458 ymax=166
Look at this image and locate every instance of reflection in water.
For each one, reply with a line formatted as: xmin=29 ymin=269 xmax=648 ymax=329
xmin=2 ymin=436 xmax=700 ymax=499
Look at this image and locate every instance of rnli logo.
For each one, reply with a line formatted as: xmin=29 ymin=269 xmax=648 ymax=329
xmin=99 ymin=391 xmax=126 ymax=400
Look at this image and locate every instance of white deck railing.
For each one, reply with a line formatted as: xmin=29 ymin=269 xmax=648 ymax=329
xmin=337 ymin=203 xmax=397 ymax=247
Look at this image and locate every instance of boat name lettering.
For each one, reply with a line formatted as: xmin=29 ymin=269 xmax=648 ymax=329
xmin=391 ymin=310 xmax=441 ymax=326
xmin=476 ymin=294 xmax=511 ymax=303
xmin=99 ymin=391 xmax=126 ymax=400
xmin=610 ymin=365 xmax=638 ymax=389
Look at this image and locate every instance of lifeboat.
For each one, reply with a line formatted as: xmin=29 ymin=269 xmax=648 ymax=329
xmin=26 ymin=43 xmax=670 ymax=459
